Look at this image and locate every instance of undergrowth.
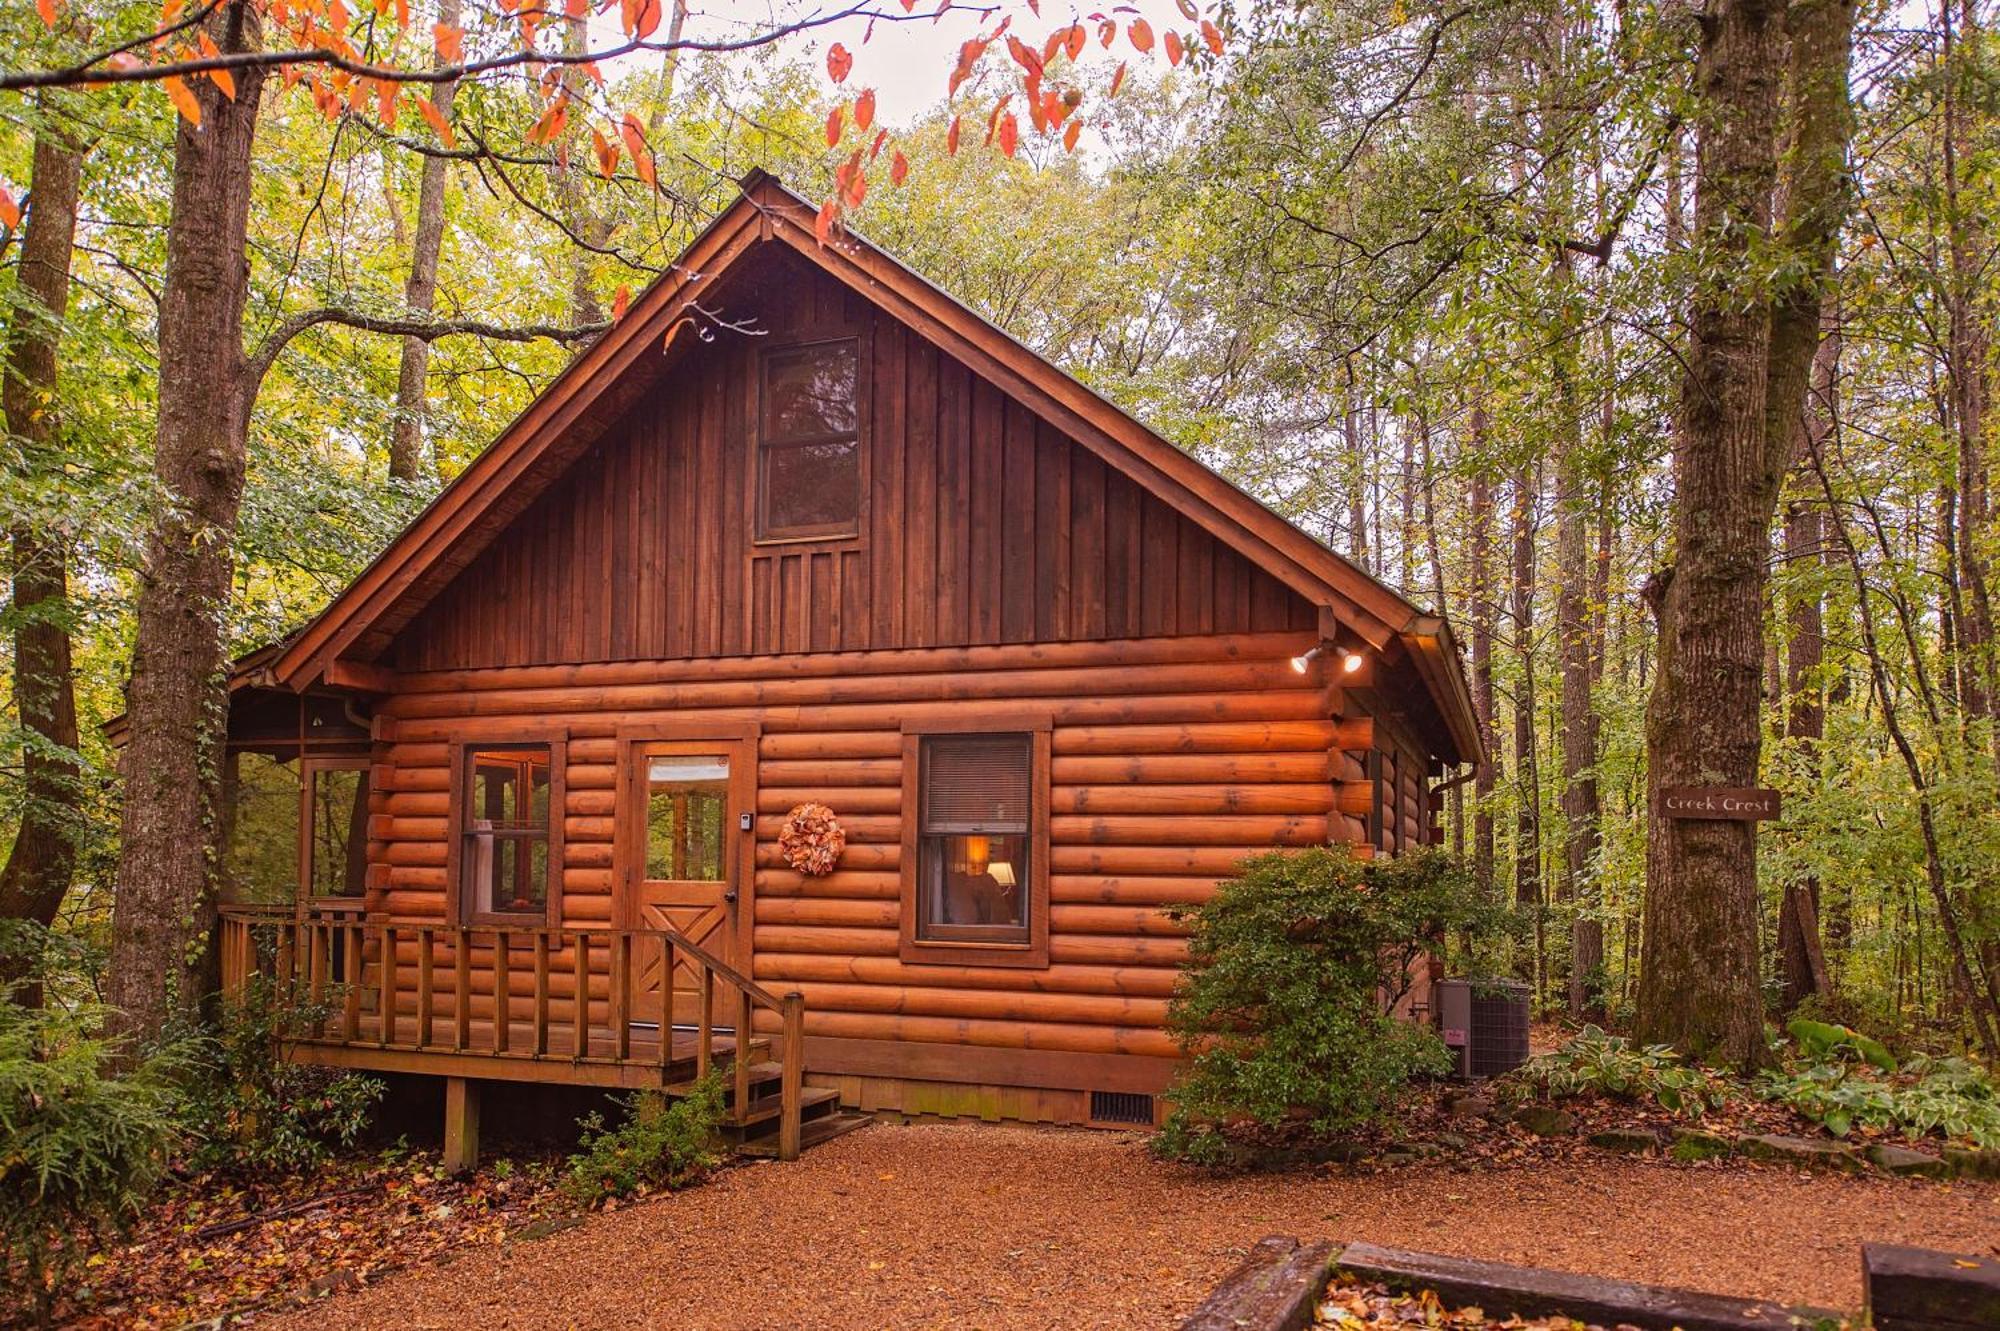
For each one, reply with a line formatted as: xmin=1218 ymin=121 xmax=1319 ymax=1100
xmin=563 ymin=1070 xmax=727 ymax=1205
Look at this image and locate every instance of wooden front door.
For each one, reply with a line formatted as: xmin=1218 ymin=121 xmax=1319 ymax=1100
xmin=616 ymin=734 xmax=755 ymax=1028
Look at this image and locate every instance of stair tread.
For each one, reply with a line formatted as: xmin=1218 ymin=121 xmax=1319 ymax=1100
xmin=737 ymin=1110 xmax=873 ymax=1158
xmin=662 ymin=1060 xmax=788 ymax=1100
xmin=729 ymin=1086 xmax=841 ymax=1127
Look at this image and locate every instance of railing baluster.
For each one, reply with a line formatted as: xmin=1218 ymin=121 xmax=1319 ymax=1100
xmin=612 ymin=933 xmax=631 ymax=1061
xmin=277 ymin=922 xmax=295 ymax=1003
xmin=532 ymin=933 xmax=550 ymax=1057
xmin=342 ymin=921 xmax=362 ymax=1042
xmin=493 ymin=930 xmax=511 ymax=1055
xmin=733 ymin=988 xmax=752 ymax=1122
xmin=573 ymin=930 xmax=590 ymax=1058
xmin=417 ymin=927 xmax=434 ymax=1049
xmin=453 ymin=927 xmax=471 ymax=1052
xmin=780 ymin=992 xmax=805 ymax=1162
xmin=310 ymin=923 xmax=330 ymax=1037
xmin=657 ymin=936 xmax=674 ymax=1071
xmin=380 ymin=924 xmax=398 ymax=1046
xmin=697 ymin=962 xmax=714 ymax=1080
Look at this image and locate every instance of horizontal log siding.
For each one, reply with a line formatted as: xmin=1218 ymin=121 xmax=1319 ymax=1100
xmin=365 ymin=632 xmax=1371 ymax=1062
xmin=391 ymin=252 xmax=1314 ymax=673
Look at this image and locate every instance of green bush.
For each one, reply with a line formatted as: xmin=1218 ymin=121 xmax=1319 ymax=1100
xmin=1509 ymin=1025 xmax=1731 ymax=1118
xmin=178 ymin=976 xmax=384 ymax=1175
xmin=1155 ymin=846 xmax=1517 ymax=1164
xmin=563 ymin=1071 xmax=726 ymax=1205
xmin=0 ymin=999 xmax=186 ymax=1324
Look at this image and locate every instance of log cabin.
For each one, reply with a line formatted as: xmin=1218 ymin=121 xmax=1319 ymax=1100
xmin=199 ymin=171 xmax=1481 ymax=1168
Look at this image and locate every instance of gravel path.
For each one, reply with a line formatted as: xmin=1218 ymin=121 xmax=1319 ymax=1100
xmin=260 ymin=1120 xmax=2000 ymax=1330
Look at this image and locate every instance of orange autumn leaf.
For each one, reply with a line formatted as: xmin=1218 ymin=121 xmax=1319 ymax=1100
xmin=946 ymin=113 xmax=961 ymax=154
xmin=1109 ymin=60 xmax=1127 ymax=96
xmin=198 ymin=32 xmax=237 ymax=99
xmin=997 ymin=111 xmax=1018 ymax=157
xmin=891 ymin=149 xmax=909 ymax=184
xmin=374 ymin=77 xmax=399 ymax=126
xmin=620 ymin=114 xmax=656 ymax=187
xmin=34 ymin=0 xmax=57 ymax=27
xmin=1062 ymin=119 xmax=1080 ymax=152
xmin=1065 ymin=21 xmax=1085 ymax=59
xmin=1200 ymin=18 xmax=1223 ymax=55
xmin=0 ymin=186 xmax=19 ymax=230
xmin=948 ymin=36 xmax=985 ymax=96
xmin=814 ymin=198 xmax=838 ymax=246
xmin=869 ymin=127 xmax=889 ymax=160
xmin=592 ymin=127 xmax=619 ymax=177
xmin=1164 ymin=29 xmax=1183 ymax=66
xmin=433 ymin=21 xmax=462 ymax=61
xmin=162 ymin=75 xmax=202 ymax=125
xmin=827 ymin=41 xmax=853 ymax=83
xmin=415 ymin=93 xmax=454 ymax=146
xmin=1128 ymin=18 xmax=1154 ymax=52
xmin=854 ymin=87 xmax=876 ymax=131
xmin=611 ymin=285 xmax=631 ymax=322
xmin=1097 ymin=17 xmax=1115 ymax=46
xmin=825 ymin=104 xmax=843 ymax=146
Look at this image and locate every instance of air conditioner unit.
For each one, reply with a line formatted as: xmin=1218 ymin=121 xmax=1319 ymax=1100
xmin=1435 ymin=978 xmax=1531 ymax=1079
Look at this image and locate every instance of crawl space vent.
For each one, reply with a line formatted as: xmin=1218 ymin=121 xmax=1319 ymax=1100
xmin=1089 ymin=1091 xmax=1154 ymax=1125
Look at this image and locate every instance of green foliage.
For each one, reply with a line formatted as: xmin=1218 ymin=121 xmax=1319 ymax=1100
xmin=1786 ymin=1018 xmax=1896 ymax=1073
xmin=1155 ymin=847 xmax=1517 ymax=1164
xmin=0 ymin=999 xmax=186 ymax=1322
xmin=563 ymin=1072 xmax=726 ymax=1205
xmin=1755 ymin=1025 xmax=2000 ymax=1145
xmin=1508 ymin=1025 xmax=1731 ymax=1119
xmin=177 ymin=977 xmax=384 ymax=1175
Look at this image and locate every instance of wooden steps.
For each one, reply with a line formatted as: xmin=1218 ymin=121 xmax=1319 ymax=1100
xmin=737 ymin=1110 xmax=873 ymax=1157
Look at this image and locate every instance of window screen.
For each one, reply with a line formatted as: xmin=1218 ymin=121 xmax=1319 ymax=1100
xmin=308 ymin=764 xmax=370 ymax=898
xmin=462 ymin=745 xmax=553 ymax=918
xmin=758 ymin=341 xmax=860 ymax=540
xmin=916 ymin=734 xmax=1032 ymax=945
xmin=221 ymin=751 xmax=300 ymax=907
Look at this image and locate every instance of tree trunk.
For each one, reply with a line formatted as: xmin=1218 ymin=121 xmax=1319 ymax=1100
xmin=647 ymin=0 xmax=692 ymax=132
xmin=1778 ymin=318 xmax=1840 ymax=1009
xmin=1511 ymin=462 xmax=1543 ymax=996
xmin=106 ymin=3 xmax=267 ymax=1049
xmin=0 ymin=105 xmax=85 ymax=999
xmin=1469 ymin=419 xmax=1497 ymax=899
xmin=388 ymin=0 xmax=461 ymax=483
xmin=1635 ymin=0 xmax=1791 ymax=1069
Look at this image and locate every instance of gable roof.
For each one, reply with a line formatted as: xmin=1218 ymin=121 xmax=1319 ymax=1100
xmin=269 ymin=171 xmax=1480 ymax=764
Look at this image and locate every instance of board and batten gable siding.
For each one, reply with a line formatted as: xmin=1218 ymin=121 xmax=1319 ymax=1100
xmin=390 ymin=250 xmax=1313 ymax=673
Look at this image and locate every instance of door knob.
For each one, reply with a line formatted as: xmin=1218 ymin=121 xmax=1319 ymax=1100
xmin=723 ymin=890 xmax=739 ymax=903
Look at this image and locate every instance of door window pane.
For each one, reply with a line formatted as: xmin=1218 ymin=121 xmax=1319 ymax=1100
xmin=463 ymin=745 xmax=552 ymax=916
xmin=308 ymin=765 xmax=370 ymax=898
xmin=646 ymin=755 xmax=728 ymax=882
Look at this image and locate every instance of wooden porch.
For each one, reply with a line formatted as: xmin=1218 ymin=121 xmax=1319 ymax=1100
xmin=219 ymin=908 xmax=843 ymax=1165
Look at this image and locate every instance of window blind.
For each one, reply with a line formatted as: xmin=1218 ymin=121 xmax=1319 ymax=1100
xmin=922 ymin=734 xmax=1032 ymax=832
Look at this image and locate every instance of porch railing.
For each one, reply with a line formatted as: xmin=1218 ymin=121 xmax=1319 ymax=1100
xmin=219 ymin=907 xmax=807 ymax=1160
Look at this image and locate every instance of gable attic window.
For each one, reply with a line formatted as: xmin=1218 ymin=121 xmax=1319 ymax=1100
xmin=757 ymin=339 xmax=861 ymax=542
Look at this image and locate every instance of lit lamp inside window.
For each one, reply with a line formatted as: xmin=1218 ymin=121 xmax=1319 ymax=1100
xmin=988 ymin=860 xmax=1017 ymax=890
xmin=956 ymin=834 xmax=992 ymax=876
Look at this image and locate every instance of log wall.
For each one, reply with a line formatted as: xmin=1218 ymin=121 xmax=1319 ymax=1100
xmin=362 ymin=632 xmax=1373 ymax=1082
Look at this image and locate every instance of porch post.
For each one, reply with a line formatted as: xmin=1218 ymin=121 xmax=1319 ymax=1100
xmin=442 ymin=1076 xmax=481 ymax=1176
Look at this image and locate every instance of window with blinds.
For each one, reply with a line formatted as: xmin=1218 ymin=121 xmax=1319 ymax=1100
xmin=916 ymin=733 xmax=1033 ymax=945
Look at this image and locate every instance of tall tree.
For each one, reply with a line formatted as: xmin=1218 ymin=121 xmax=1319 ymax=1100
xmin=1637 ymin=0 xmax=1853 ymax=1065
xmin=388 ymin=0 xmax=463 ymax=483
xmin=0 ymin=102 xmax=85 ymax=993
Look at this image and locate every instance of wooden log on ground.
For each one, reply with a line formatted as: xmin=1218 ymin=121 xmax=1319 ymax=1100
xmin=1864 ymin=1242 xmax=2000 ymax=1331
xmin=1334 ymin=1242 xmax=1841 ymax=1331
xmin=1180 ymin=1236 xmax=1335 ymax=1331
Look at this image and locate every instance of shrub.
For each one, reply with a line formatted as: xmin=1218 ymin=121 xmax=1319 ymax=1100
xmin=1508 ymin=1025 xmax=1731 ymax=1118
xmin=178 ymin=975 xmax=384 ymax=1175
xmin=1155 ymin=846 xmax=1517 ymax=1164
xmin=0 ymin=999 xmax=186 ymax=1323
xmin=563 ymin=1071 xmax=726 ymax=1205
xmin=1755 ymin=1053 xmax=2000 ymax=1145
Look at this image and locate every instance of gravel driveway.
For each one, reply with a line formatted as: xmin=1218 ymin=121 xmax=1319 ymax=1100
xmin=258 ymin=1119 xmax=2000 ymax=1330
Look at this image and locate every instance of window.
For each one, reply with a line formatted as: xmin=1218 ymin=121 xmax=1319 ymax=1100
xmin=900 ymin=722 xmax=1050 ymax=967
xmin=458 ymin=744 xmax=558 ymax=921
xmin=757 ymin=340 xmax=860 ymax=541
xmin=221 ymin=751 xmax=300 ymax=908
xmin=306 ymin=760 xmax=370 ymax=899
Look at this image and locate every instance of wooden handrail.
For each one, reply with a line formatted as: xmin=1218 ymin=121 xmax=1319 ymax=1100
xmin=218 ymin=907 xmax=808 ymax=1161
